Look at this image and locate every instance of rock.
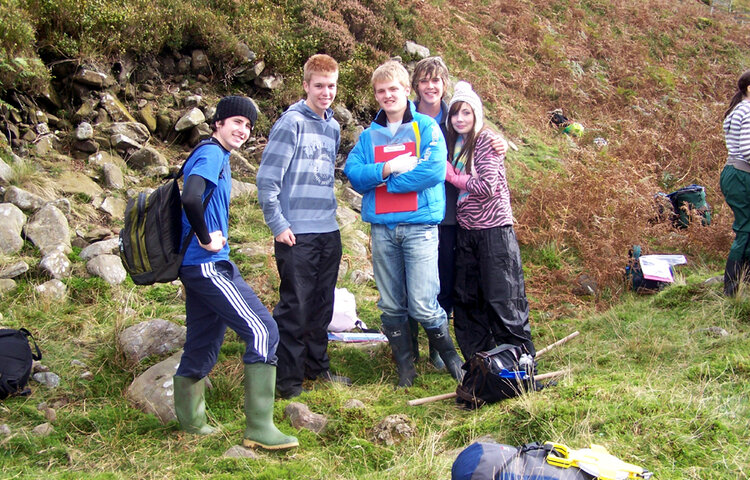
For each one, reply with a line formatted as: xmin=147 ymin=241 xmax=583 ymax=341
xmin=24 ymin=203 xmax=71 ymax=255
xmin=704 ymin=326 xmax=729 ymax=337
xmin=342 ymin=187 xmax=362 ymax=212
xmin=89 ymin=150 xmax=127 ymax=170
xmin=55 ymin=170 xmax=104 ymax=197
xmin=0 ymin=424 xmax=10 ymax=437
xmin=118 ymin=319 xmax=187 ymax=364
xmin=37 ymin=404 xmax=57 ymax=422
xmin=73 ymin=68 xmax=110 ymax=88
xmin=0 ymin=261 xmax=29 ymax=279
xmin=372 ymin=414 xmax=415 ymax=446
xmin=71 ymin=359 xmax=88 ymax=368
xmin=188 ymin=123 xmax=212 ymax=146
xmin=333 ymin=105 xmax=354 ymax=127
xmin=34 ymin=134 xmax=62 ymax=157
xmin=345 ymin=238 xmax=367 ymax=258
xmin=703 ymin=275 xmax=723 ymax=285
xmin=0 ymin=203 xmax=26 ymax=254
xmin=350 ymin=268 xmax=374 ymax=285
xmin=572 ymin=274 xmax=597 ymax=296
xmin=137 ymin=104 xmax=157 ymax=133
xmin=125 ymin=350 xmax=182 ymax=424
xmin=0 ymin=156 xmax=11 ymax=183
xmin=79 ymin=238 xmax=120 ymax=260
xmin=338 ymin=260 xmax=349 ymax=280
xmin=405 ymin=41 xmax=430 ymax=59
xmin=231 ymin=179 xmax=257 ymax=200
xmin=4 ymin=185 xmax=45 ymax=212
xmin=33 ymin=372 xmax=61 ymax=388
xmin=76 ymin=122 xmax=94 ymax=140
xmin=32 ymin=423 xmax=55 ymax=436
xmin=80 ymin=371 xmax=94 ymax=380
xmin=230 ymin=150 xmax=255 ymax=175
xmin=35 ymin=279 xmax=67 ymax=301
xmin=175 ymin=108 xmax=206 ymax=131
xmin=223 ymin=445 xmax=260 ymax=459
xmin=48 ymin=198 xmax=71 ymax=215
xmin=100 ymin=93 xmax=137 ymax=123
xmin=106 ymin=121 xmax=151 ymax=144
xmin=337 ymin=205 xmax=359 ymax=229
xmin=184 ymin=95 xmax=202 ymax=108
xmin=83 ymin=227 xmax=114 ymax=243
xmin=284 ymin=402 xmax=328 ymax=433
xmin=102 ymin=163 xmax=125 ymax=189
xmin=191 ymin=49 xmax=209 ymax=74
xmin=255 ymin=75 xmax=283 ymax=90
xmin=86 ymin=254 xmax=127 ymax=285
xmin=128 ymin=146 xmax=168 ymax=170
xmin=39 ymin=251 xmax=71 ymax=279
xmin=0 ymin=279 xmax=16 ymax=295
xmin=98 ymin=196 xmax=126 ymax=219
xmin=343 ymin=399 xmax=365 ymax=409
xmin=111 ymin=133 xmax=143 ymax=152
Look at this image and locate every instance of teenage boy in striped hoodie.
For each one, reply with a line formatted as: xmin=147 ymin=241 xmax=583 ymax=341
xmin=257 ymin=54 xmax=350 ymax=399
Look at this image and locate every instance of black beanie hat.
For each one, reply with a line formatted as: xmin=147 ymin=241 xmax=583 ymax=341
xmin=213 ymin=96 xmax=257 ymax=126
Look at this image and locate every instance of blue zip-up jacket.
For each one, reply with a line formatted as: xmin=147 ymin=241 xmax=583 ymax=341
xmin=344 ymin=100 xmax=446 ymax=228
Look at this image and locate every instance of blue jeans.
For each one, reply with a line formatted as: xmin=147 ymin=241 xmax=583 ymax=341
xmin=371 ymin=224 xmax=446 ymax=331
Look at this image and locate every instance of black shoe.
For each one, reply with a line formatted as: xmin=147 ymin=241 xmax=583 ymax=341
xmin=276 ymin=386 xmax=306 ymax=399
xmin=317 ymin=370 xmax=352 ymax=386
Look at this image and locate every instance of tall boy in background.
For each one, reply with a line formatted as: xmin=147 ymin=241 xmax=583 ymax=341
xmin=257 ymin=54 xmax=349 ymax=399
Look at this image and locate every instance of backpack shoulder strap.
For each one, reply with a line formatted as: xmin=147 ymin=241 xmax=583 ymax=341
xmin=19 ymin=328 xmax=42 ymax=361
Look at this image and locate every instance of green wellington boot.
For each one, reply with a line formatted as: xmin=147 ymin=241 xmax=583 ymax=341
xmin=173 ymin=375 xmax=217 ymax=435
xmin=242 ymin=363 xmax=299 ymax=450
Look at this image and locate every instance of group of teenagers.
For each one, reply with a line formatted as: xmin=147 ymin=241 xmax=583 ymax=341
xmin=171 ymin=53 xmax=536 ymax=450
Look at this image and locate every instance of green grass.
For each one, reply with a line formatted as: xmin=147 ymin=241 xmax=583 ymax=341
xmin=2 ymin=260 xmax=749 ymax=478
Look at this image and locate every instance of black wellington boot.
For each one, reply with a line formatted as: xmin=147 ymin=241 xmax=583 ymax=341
xmin=425 ymin=322 xmax=465 ymax=383
xmin=382 ymin=324 xmax=417 ymax=387
xmin=724 ymin=258 xmax=744 ymax=296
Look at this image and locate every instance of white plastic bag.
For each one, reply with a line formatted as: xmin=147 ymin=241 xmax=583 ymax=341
xmin=328 ymin=288 xmax=366 ymax=332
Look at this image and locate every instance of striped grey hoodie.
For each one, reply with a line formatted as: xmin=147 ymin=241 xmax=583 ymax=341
xmin=257 ymin=100 xmax=340 ymax=237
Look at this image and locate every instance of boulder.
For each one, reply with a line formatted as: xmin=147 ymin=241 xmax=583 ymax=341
xmin=35 ymin=279 xmax=67 ymax=301
xmin=284 ymin=402 xmax=328 ymax=433
xmin=372 ymin=414 xmax=415 ymax=446
xmin=118 ymin=319 xmax=187 ymax=364
xmin=79 ymin=238 xmax=120 ymax=261
xmin=4 ymin=185 xmax=45 ymax=212
xmin=125 ymin=350 xmax=182 ymax=424
xmin=86 ymin=254 xmax=126 ymax=285
xmin=24 ymin=204 xmax=71 ymax=255
xmin=175 ymin=108 xmax=206 ymax=131
xmin=39 ymin=250 xmax=71 ymax=279
xmin=99 ymin=93 xmax=137 ymax=123
xmin=0 ymin=261 xmax=29 ymax=279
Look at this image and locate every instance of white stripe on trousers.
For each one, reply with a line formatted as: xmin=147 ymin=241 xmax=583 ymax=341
xmin=200 ymin=262 xmax=270 ymax=361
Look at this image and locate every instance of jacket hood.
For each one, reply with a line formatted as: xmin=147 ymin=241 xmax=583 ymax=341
xmin=288 ymin=99 xmax=335 ymax=121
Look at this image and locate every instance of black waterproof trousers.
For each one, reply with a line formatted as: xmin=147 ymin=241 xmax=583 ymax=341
xmin=273 ymin=231 xmax=341 ymax=397
xmin=453 ymin=225 xmax=535 ymax=360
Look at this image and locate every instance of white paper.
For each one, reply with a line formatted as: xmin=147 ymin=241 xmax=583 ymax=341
xmin=639 ymin=254 xmax=686 ymax=283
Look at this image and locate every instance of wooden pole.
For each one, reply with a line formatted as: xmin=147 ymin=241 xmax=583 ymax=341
xmin=535 ymin=331 xmax=580 ymax=358
xmin=407 ymin=369 xmax=570 ymax=406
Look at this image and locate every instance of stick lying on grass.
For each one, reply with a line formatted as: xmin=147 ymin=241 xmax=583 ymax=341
xmin=407 ymin=331 xmax=580 ymax=407
xmin=406 ymin=369 xmax=570 ymax=407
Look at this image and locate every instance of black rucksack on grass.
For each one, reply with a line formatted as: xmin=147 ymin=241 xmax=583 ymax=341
xmin=455 ymin=344 xmax=536 ymax=409
xmin=119 ymin=138 xmax=220 ymax=285
xmin=0 ymin=328 xmax=42 ymax=400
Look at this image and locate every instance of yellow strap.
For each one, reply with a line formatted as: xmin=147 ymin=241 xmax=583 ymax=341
xmin=411 ymin=121 xmax=421 ymax=158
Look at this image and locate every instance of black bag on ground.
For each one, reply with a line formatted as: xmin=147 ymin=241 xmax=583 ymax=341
xmin=455 ymin=344 xmax=535 ymax=409
xmin=625 ymin=245 xmax=669 ymax=294
xmin=119 ymin=138 xmax=219 ymax=285
xmin=0 ymin=328 xmax=42 ymax=400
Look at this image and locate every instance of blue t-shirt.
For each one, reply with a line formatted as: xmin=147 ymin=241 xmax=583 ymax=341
xmin=180 ymin=142 xmax=232 ymax=265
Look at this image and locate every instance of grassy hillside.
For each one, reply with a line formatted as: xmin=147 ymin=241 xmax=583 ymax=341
xmin=1 ymin=0 xmax=750 ymax=478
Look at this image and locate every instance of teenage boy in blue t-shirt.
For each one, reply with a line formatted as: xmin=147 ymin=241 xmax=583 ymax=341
xmin=174 ymin=96 xmax=297 ymax=451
